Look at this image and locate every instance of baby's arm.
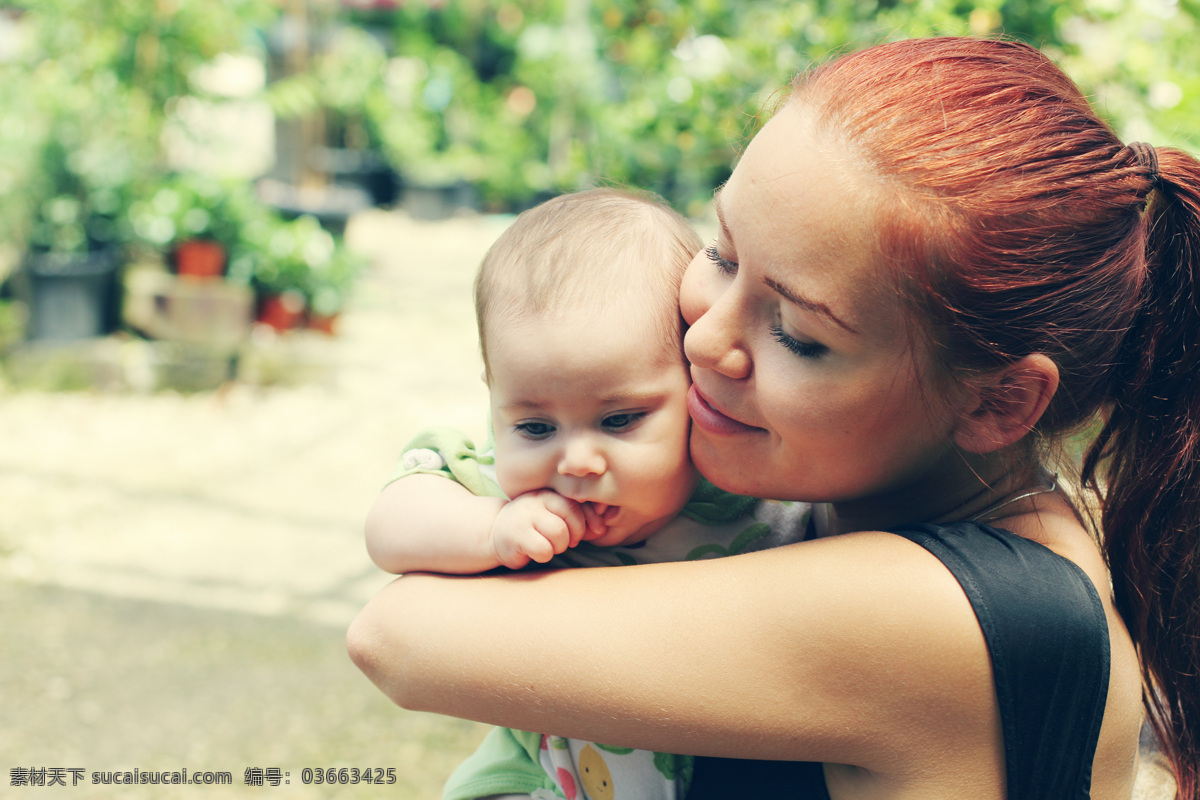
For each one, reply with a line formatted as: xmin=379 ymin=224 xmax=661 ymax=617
xmin=366 ymin=474 xmax=503 ymax=574
xmin=365 ymin=475 xmax=599 ymax=574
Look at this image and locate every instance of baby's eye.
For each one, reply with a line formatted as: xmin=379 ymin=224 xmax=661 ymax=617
xmin=602 ymin=412 xmax=647 ymax=432
xmin=514 ymin=421 xmax=555 ymax=439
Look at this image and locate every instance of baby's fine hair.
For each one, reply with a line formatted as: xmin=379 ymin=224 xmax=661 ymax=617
xmin=474 ymin=187 xmax=702 ymax=378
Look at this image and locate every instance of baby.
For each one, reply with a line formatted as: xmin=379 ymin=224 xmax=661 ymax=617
xmin=366 ymin=188 xmax=810 ymax=800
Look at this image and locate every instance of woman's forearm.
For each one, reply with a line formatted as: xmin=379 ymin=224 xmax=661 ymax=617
xmin=346 ymin=567 xmax=745 ymax=752
xmin=346 ymin=534 xmax=992 ymax=767
xmin=346 ymin=565 xmax=756 ymax=749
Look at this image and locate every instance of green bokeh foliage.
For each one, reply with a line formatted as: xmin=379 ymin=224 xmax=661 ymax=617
xmin=344 ymin=0 xmax=1199 ymax=214
xmin=3 ymin=0 xmax=1197 ymax=230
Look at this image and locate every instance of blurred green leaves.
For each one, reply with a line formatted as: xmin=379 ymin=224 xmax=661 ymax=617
xmin=0 ymin=0 xmax=272 ymax=256
xmin=236 ymin=212 xmax=365 ymax=315
xmin=336 ymin=0 xmax=1199 ymax=214
xmin=2 ymin=0 xmax=1197 ymax=240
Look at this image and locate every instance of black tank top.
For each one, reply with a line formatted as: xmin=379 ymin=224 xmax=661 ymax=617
xmin=687 ymin=522 xmax=1110 ymax=800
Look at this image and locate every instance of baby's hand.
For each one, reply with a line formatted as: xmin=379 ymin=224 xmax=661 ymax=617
xmin=491 ymin=490 xmax=600 ymax=569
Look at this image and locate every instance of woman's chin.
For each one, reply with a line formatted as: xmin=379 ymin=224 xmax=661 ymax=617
xmin=689 ymin=431 xmax=763 ymax=497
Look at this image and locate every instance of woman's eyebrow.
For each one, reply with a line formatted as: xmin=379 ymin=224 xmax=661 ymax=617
xmin=714 ymin=189 xmax=860 ymax=336
xmin=764 ymin=277 xmax=861 ymax=335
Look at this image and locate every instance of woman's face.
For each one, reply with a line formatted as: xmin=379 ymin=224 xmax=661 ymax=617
xmin=680 ymin=104 xmax=966 ymax=508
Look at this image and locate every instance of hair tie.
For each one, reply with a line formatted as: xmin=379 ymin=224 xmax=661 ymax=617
xmin=1127 ymin=141 xmax=1160 ymax=189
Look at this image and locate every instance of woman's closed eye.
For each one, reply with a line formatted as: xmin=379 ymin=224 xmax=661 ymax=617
xmin=770 ymin=324 xmax=828 ymax=359
xmin=602 ymin=412 xmax=648 ymax=433
xmin=514 ymin=421 xmax=555 ymax=439
xmin=704 ymin=242 xmax=738 ymax=276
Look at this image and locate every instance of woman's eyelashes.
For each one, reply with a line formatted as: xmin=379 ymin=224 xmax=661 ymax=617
xmin=704 ymin=242 xmax=737 ymax=275
xmin=770 ymin=324 xmax=828 ymax=359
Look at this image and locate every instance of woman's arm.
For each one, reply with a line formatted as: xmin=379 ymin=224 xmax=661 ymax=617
xmin=347 ymin=531 xmax=1000 ymax=773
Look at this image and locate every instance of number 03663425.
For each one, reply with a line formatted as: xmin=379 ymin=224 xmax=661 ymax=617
xmin=301 ymin=767 xmax=396 ymax=785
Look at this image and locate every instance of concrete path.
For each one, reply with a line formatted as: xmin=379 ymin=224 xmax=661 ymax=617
xmin=0 ymin=210 xmax=509 ymax=798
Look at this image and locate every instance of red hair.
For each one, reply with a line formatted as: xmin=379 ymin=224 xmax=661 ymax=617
xmin=792 ymin=37 xmax=1200 ymax=798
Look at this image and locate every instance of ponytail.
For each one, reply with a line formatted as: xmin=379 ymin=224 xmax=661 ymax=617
xmin=1083 ymin=146 xmax=1200 ymax=799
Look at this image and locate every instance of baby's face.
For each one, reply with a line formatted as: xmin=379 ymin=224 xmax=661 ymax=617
xmin=488 ymin=307 xmax=696 ymax=547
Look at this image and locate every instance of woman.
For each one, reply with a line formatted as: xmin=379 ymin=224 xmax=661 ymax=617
xmin=348 ymin=38 xmax=1200 ymax=799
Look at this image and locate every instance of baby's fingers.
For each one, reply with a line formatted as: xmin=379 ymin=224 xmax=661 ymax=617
xmin=516 ymin=530 xmax=556 ymax=565
xmin=537 ymin=492 xmax=589 ymax=549
xmin=531 ymin=514 xmax=573 ymax=558
xmin=580 ymin=502 xmax=608 ymax=541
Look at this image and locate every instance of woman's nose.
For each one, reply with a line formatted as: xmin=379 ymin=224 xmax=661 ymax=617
xmin=557 ymin=435 xmax=606 ymax=478
xmin=683 ymin=286 xmax=752 ymax=380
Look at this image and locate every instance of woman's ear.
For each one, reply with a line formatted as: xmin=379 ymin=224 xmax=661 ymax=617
xmin=953 ymin=354 xmax=1059 ymax=454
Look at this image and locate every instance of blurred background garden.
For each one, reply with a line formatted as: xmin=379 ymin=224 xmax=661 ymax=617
xmin=0 ymin=0 xmax=1197 ymax=377
xmin=0 ymin=0 xmax=1195 ymax=797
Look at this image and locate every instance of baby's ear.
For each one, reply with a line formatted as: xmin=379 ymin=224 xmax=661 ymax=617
xmin=953 ymin=354 xmax=1059 ymax=455
xmin=480 ymin=370 xmax=489 ymax=386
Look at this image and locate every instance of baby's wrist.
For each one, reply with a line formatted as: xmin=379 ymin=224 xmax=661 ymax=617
xmin=486 ymin=501 xmax=524 ymax=565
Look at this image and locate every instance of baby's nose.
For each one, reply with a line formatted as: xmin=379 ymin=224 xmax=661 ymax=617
xmin=557 ymin=435 xmax=606 ymax=477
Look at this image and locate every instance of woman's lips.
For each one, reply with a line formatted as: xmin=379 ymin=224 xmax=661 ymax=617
xmin=687 ymin=385 xmax=761 ymax=435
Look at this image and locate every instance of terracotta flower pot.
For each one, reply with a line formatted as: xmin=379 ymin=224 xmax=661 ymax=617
xmin=258 ymin=290 xmax=306 ymax=332
xmin=174 ymin=239 xmax=226 ymax=280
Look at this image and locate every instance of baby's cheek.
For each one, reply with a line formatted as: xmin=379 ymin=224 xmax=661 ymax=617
xmin=493 ymin=450 xmax=537 ymax=500
xmin=636 ymin=441 xmax=696 ymax=507
xmin=679 ymin=253 xmax=712 ymax=327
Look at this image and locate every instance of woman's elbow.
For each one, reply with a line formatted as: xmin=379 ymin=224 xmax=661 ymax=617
xmin=346 ymin=599 xmax=424 ymax=711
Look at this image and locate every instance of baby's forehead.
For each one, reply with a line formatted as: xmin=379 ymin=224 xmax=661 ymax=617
xmin=488 ymin=303 xmax=683 ymax=371
xmin=514 ymin=298 xmax=678 ymax=342
xmin=505 ymin=249 xmax=680 ymax=299
xmin=487 ymin=314 xmax=689 ymax=414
